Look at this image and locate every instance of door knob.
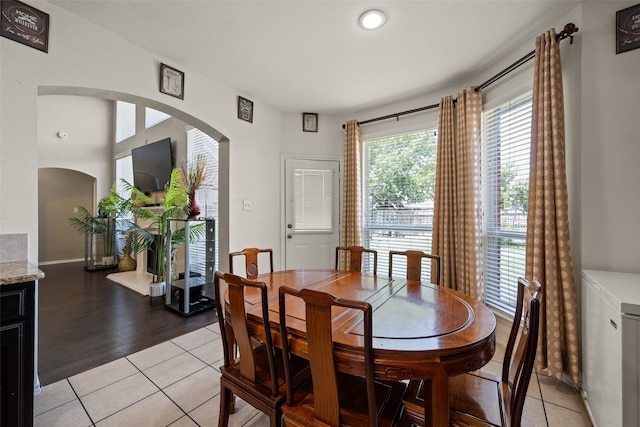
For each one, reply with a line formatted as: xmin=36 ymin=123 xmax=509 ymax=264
xmin=287 ymin=234 xmax=292 ymax=239
xmin=287 ymin=224 xmax=293 ymax=229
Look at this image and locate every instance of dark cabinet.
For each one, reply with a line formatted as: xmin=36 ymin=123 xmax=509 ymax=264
xmin=0 ymin=281 xmax=35 ymax=427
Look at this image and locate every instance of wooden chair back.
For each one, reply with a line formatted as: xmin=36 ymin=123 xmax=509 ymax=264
xmin=335 ymin=246 xmax=378 ymax=275
xmin=501 ymin=277 xmax=542 ymax=425
xmin=279 ymin=287 xmax=378 ymax=427
xmin=229 ymin=247 xmax=274 ymax=280
xmin=214 ymin=271 xmax=278 ymax=394
xmin=388 ymin=250 xmax=441 ymax=284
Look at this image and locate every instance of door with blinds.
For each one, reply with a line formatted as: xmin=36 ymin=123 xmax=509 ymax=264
xmin=284 ymin=158 xmax=340 ymax=269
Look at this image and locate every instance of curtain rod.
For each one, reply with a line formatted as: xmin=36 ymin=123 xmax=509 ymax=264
xmin=344 ymin=23 xmax=578 ymax=129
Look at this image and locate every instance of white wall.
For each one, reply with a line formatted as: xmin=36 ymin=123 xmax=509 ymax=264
xmin=0 ymin=2 xmax=313 ymax=265
xmin=37 ymin=96 xmax=113 ymax=198
xmin=580 ymin=2 xmax=640 ymax=273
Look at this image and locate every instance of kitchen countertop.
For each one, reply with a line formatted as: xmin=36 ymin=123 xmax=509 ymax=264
xmin=0 ymin=261 xmax=45 ymax=285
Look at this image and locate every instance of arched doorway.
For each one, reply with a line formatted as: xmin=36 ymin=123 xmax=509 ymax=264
xmin=36 ymin=86 xmax=229 ymax=270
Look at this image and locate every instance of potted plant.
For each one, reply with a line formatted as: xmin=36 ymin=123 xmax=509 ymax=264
xmin=69 ymin=185 xmax=122 ymax=269
xmin=182 ymin=154 xmax=208 ymax=219
xmin=70 ymin=183 xmax=156 ymax=272
xmin=121 ymin=168 xmax=193 ymax=283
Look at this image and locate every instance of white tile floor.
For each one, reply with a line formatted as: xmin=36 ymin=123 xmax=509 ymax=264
xmin=34 ymin=323 xmax=593 ymax=427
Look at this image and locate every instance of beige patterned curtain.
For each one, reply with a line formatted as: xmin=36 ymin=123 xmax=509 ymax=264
xmin=341 ymin=120 xmax=362 ymax=260
xmin=432 ymin=89 xmax=483 ymax=298
xmin=526 ymin=29 xmax=579 ymax=384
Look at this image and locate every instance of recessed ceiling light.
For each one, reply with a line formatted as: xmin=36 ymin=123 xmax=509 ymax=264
xmin=359 ymin=9 xmax=386 ymax=30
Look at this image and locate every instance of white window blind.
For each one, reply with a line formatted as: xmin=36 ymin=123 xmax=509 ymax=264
xmin=115 ymin=155 xmax=133 ymax=196
xmin=115 ymin=155 xmax=134 ymax=254
xmin=294 ymin=169 xmax=333 ymax=231
xmin=186 ymin=128 xmax=219 ymax=278
xmin=363 ymin=129 xmax=438 ymax=277
xmin=115 ymin=101 xmax=136 ymax=143
xmin=145 ymin=107 xmax=171 ymax=129
xmin=482 ymin=91 xmax=532 ymax=315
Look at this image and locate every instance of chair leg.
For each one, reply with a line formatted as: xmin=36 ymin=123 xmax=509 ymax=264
xmin=270 ymin=411 xmax=279 ymax=427
xmin=218 ymin=384 xmax=233 ymax=427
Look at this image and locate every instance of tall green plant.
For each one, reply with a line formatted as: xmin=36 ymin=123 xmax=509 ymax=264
xmin=69 ymin=184 xmax=125 ymax=259
xmin=69 ymin=184 xmax=150 ymax=261
xmin=120 ymin=168 xmax=193 ymax=282
xmin=69 ymin=207 xmax=116 ymax=258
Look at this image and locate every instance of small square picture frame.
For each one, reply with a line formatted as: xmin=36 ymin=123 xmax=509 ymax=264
xmin=237 ymin=96 xmax=254 ymax=123
xmin=303 ymin=113 xmax=318 ymax=132
xmin=616 ymin=3 xmax=640 ymax=54
xmin=159 ymin=63 xmax=184 ymax=99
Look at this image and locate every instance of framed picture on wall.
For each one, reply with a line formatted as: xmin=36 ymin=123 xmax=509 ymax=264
xmin=302 ymin=113 xmax=318 ymax=132
xmin=616 ymin=3 xmax=640 ymax=54
xmin=0 ymin=0 xmax=49 ymax=53
xmin=159 ymin=63 xmax=185 ymax=99
xmin=237 ymin=96 xmax=253 ymax=123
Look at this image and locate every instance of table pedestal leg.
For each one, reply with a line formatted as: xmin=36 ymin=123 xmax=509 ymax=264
xmin=423 ymin=368 xmax=449 ymax=427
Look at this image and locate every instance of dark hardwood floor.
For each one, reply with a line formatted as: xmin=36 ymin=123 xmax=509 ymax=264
xmin=37 ymin=262 xmax=218 ymax=386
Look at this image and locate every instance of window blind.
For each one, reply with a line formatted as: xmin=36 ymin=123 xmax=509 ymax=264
xmin=115 ymin=155 xmax=134 ymax=253
xmin=145 ymin=107 xmax=171 ymax=129
xmin=294 ymin=169 xmax=333 ymax=231
xmin=186 ymin=128 xmax=219 ymax=279
xmin=482 ymin=91 xmax=532 ymax=315
xmin=115 ymin=101 xmax=136 ymax=143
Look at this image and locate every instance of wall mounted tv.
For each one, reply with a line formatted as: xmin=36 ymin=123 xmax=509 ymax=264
xmin=131 ymin=138 xmax=173 ymax=192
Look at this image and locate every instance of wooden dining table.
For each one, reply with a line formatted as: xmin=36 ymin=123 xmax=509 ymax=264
xmin=237 ymin=269 xmax=496 ymax=427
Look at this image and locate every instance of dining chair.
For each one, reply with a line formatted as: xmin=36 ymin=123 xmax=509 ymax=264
xmin=400 ymin=277 xmax=542 ymax=427
xmin=335 ymin=245 xmax=378 ymax=275
xmin=388 ymin=250 xmax=441 ymax=284
xmin=213 ymin=271 xmax=310 ymax=427
xmin=278 ymin=286 xmax=407 ymax=427
xmin=228 ymin=247 xmax=274 ymax=280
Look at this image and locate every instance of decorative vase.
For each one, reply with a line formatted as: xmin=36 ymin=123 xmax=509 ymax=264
xmin=188 ymin=191 xmax=200 ymax=219
xmin=117 ymin=245 xmax=137 ymax=272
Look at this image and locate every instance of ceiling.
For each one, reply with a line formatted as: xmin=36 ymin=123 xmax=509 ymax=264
xmin=48 ymin=0 xmax=579 ymax=115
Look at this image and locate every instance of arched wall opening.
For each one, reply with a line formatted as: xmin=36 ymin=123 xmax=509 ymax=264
xmin=37 ymin=86 xmax=230 ymax=270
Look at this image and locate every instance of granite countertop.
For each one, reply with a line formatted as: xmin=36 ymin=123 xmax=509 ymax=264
xmin=0 ymin=261 xmax=45 ymax=285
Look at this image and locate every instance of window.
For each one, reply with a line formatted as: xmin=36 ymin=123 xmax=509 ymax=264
xmin=145 ymin=107 xmax=170 ymax=129
xmin=294 ymin=169 xmax=333 ymax=231
xmin=482 ymin=91 xmax=532 ymax=315
xmin=187 ymin=128 xmax=219 ymax=277
xmin=363 ymin=129 xmax=438 ymax=276
xmin=115 ymin=101 xmax=136 ymax=143
xmin=115 ymin=155 xmax=134 ymax=254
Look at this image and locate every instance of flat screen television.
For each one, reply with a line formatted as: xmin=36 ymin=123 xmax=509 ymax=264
xmin=131 ymin=138 xmax=173 ymax=192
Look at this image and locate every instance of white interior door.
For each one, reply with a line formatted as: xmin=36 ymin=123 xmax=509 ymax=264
xmin=284 ymin=158 xmax=340 ymax=269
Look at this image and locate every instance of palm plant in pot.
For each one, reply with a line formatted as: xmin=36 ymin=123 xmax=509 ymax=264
xmin=69 ymin=185 xmax=121 ymax=269
xmin=69 ymin=184 xmax=150 ymax=271
xmin=120 ymin=168 xmax=201 ymax=284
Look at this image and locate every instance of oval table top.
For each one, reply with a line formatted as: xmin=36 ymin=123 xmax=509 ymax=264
xmin=233 ymin=268 xmax=497 ymax=427
xmin=241 ymin=269 xmax=496 ymax=375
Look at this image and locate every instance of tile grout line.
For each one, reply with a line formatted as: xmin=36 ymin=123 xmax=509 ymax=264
xmin=533 ymin=370 xmax=550 ymax=426
xmin=66 ymin=378 xmax=97 ymax=426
